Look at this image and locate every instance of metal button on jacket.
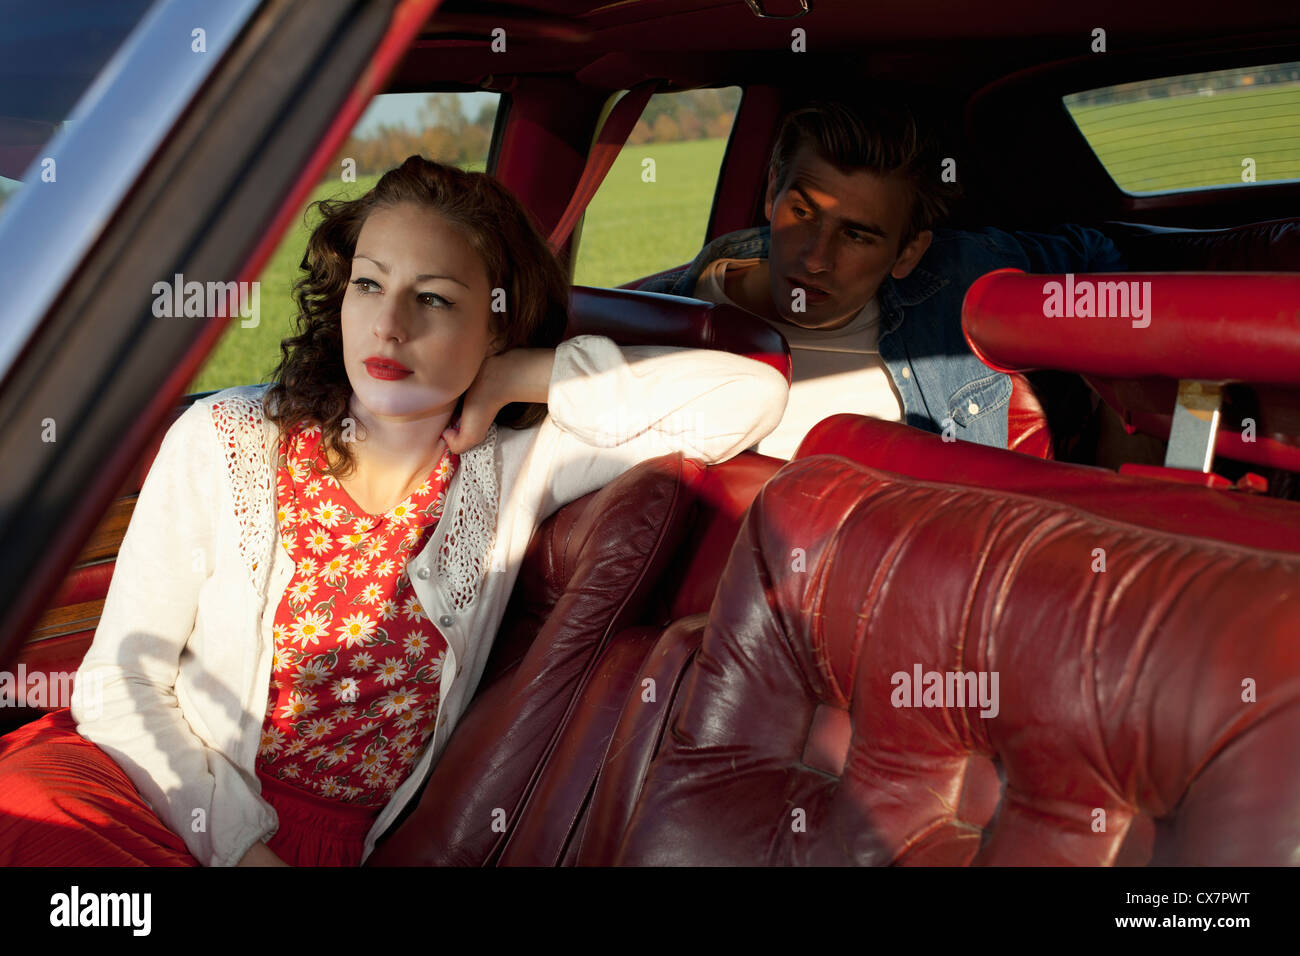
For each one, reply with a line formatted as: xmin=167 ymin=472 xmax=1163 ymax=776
xmin=967 ymin=401 xmax=979 ymax=415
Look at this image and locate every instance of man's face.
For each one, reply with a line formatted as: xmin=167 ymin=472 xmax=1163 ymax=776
xmin=765 ymin=144 xmax=931 ymax=329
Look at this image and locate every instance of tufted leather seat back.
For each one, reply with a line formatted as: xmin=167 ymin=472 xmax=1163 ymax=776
xmin=613 ymin=451 xmax=1300 ymax=865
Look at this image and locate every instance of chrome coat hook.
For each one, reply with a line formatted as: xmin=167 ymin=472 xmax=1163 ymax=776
xmin=744 ymin=0 xmax=811 ymax=20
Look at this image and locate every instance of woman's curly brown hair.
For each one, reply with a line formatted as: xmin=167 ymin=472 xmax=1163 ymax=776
xmin=263 ymin=155 xmax=570 ymax=479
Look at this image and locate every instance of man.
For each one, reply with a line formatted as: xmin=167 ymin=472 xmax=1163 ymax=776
xmin=638 ymin=99 xmax=1126 ymax=457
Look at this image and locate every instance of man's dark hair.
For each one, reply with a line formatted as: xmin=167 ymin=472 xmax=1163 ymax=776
xmin=767 ymin=98 xmax=958 ymax=251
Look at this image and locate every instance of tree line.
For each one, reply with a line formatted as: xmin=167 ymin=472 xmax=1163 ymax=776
xmin=330 ymin=87 xmax=743 ymax=178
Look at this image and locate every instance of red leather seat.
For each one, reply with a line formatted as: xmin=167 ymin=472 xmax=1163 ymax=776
xmin=576 ymin=416 xmax=1300 ymax=865
xmin=1006 ymin=372 xmax=1052 ymax=459
xmin=386 ymin=410 xmax=1300 ymax=865
xmin=988 ymin=219 xmax=1300 ymax=477
xmin=963 ymin=270 xmax=1300 ymax=478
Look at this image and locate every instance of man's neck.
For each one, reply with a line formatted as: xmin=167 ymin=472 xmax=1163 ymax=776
xmin=720 ymin=258 xmax=778 ymax=322
xmin=722 ymin=258 xmax=863 ymax=332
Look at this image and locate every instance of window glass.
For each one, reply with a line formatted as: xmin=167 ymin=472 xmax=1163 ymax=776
xmin=187 ymin=91 xmax=500 ymax=393
xmin=0 ymin=0 xmax=156 ymax=219
xmin=573 ymin=87 xmax=742 ymax=288
xmin=1064 ymin=62 xmax=1300 ymax=194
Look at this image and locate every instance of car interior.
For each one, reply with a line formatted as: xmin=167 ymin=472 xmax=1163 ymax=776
xmin=2 ymin=0 xmax=1299 ymax=866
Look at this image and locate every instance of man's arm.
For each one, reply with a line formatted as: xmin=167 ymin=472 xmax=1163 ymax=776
xmin=998 ymin=223 xmax=1128 ymax=274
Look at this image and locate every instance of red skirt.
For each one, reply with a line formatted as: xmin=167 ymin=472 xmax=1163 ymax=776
xmin=0 ymin=708 xmax=378 ymax=866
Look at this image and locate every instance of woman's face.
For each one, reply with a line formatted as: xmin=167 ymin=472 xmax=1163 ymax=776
xmin=340 ymin=201 xmax=503 ymax=424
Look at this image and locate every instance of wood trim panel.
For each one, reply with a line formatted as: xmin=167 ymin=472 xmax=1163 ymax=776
xmin=28 ymin=598 xmax=106 ymax=645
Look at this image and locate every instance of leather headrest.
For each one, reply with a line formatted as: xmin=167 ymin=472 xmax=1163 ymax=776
xmin=568 ymin=285 xmax=792 ymax=384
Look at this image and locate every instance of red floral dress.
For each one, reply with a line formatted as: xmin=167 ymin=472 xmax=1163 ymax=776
xmin=255 ymin=420 xmax=457 ymax=808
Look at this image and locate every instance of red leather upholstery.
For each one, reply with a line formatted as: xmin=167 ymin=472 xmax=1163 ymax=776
xmin=963 ymin=267 xmax=1300 ymax=473
xmin=1006 ymin=372 xmax=1052 ymax=460
xmin=575 ymin=615 xmax=707 ymax=865
xmin=963 ymin=271 xmax=1300 ymax=385
xmin=610 ymin=452 xmax=1300 ymax=864
xmin=795 ymin=415 xmax=1300 ymax=553
xmin=661 ymin=452 xmax=785 ymax=619
xmin=569 ymin=285 xmax=792 ymax=384
xmin=484 ymin=414 xmax=1300 ymax=865
xmin=496 ymin=623 xmax=667 ymax=865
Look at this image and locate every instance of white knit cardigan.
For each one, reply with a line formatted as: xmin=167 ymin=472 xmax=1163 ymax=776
xmin=70 ymin=335 xmax=789 ymax=866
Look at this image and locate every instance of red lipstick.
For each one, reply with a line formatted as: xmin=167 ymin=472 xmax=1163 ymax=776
xmin=364 ymin=356 xmax=412 ymax=380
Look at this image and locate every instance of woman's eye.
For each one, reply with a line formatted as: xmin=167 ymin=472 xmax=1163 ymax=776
xmin=351 ymin=277 xmax=379 ymax=293
xmin=419 ymin=293 xmax=452 ymax=309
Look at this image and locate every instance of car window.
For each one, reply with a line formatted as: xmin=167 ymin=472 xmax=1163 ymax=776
xmin=1064 ymin=61 xmax=1300 ymax=195
xmin=186 ymin=91 xmax=501 ymax=394
xmin=0 ymin=0 xmax=157 ymax=219
xmin=573 ymin=87 xmax=741 ymax=289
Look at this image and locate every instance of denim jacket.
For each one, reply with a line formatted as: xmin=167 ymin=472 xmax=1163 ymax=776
xmin=638 ymin=224 xmax=1127 ymax=448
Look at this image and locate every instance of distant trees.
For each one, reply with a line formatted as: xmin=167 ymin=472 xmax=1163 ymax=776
xmin=331 ymin=85 xmax=741 ymax=179
xmin=627 ymin=87 xmax=741 ymax=145
xmin=333 ymin=93 xmax=495 ymax=178
xmin=1068 ymin=64 xmax=1300 ymax=107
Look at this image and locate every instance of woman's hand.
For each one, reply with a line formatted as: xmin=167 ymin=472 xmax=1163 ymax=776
xmin=443 ymin=348 xmax=557 ymax=454
xmin=235 ymin=841 xmax=291 ymax=867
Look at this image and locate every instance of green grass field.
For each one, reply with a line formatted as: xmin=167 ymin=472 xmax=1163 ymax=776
xmin=190 ymin=87 xmax=1299 ymax=391
xmin=1066 ymin=84 xmax=1300 ymax=193
xmin=572 ymin=137 xmax=730 ymax=287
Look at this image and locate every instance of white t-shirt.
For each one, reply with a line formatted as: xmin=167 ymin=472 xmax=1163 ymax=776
xmin=694 ymin=257 xmax=903 ymax=459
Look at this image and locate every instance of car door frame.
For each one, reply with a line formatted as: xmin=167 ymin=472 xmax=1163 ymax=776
xmin=0 ymin=0 xmax=442 ymax=667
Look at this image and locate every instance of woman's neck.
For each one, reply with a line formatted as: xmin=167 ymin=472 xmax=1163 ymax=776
xmin=327 ymin=396 xmax=455 ymax=514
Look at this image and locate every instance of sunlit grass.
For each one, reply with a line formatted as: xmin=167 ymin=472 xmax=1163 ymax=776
xmin=1067 ymin=84 xmax=1300 ymax=193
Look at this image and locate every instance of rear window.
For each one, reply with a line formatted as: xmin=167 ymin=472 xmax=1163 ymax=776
xmin=1064 ymin=62 xmax=1300 ymax=195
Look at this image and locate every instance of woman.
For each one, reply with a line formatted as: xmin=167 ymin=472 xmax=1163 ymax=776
xmin=0 ymin=156 xmax=788 ymax=867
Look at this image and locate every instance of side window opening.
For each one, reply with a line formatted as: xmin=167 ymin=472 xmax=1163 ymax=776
xmin=573 ymin=87 xmax=742 ymax=289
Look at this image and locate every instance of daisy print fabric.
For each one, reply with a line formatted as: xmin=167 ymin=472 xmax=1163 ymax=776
xmin=256 ymin=419 xmax=458 ymax=807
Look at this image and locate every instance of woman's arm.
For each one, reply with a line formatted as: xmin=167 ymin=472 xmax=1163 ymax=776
xmin=70 ymin=401 xmax=278 ymax=867
xmin=449 ymin=335 xmax=788 ymax=516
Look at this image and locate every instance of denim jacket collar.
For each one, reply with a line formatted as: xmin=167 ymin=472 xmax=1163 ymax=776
xmin=674 ymin=225 xmax=948 ymax=337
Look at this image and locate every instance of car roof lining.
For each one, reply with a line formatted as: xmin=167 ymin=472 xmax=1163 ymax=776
xmin=425 ymin=0 xmax=1299 ymax=47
